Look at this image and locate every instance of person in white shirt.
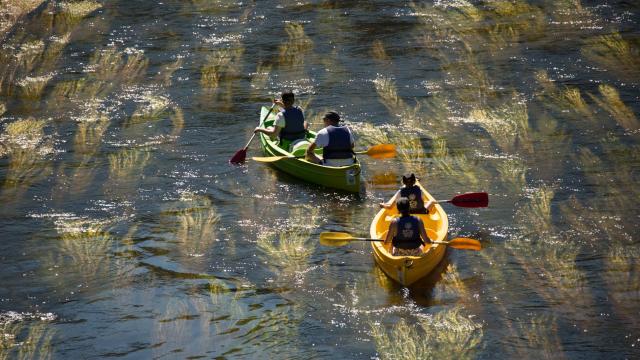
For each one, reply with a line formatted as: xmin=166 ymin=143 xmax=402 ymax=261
xmin=305 ymin=111 xmax=355 ymax=167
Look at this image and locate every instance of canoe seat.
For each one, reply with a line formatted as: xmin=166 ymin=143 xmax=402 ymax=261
xmin=290 ymin=139 xmax=310 ymax=156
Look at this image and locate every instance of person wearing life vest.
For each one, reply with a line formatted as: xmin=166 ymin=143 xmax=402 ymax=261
xmin=384 ymin=197 xmax=431 ymax=256
xmin=254 ymin=90 xmax=308 ymax=151
xmin=379 ymin=173 xmax=436 ymax=214
xmin=305 ymin=111 xmax=355 ymax=167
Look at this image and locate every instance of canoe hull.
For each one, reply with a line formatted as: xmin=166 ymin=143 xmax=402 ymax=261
xmin=257 ymin=106 xmax=362 ymax=193
xmin=369 ymin=182 xmax=449 ymax=286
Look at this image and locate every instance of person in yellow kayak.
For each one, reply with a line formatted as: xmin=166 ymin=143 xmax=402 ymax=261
xmin=254 ymin=90 xmax=308 ymax=151
xmin=305 ymin=111 xmax=355 ymax=167
xmin=379 ymin=173 xmax=435 ymax=214
xmin=384 ymin=197 xmax=431 ymax=256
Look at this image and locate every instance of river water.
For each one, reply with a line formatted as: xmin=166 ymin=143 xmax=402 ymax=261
xmin=0 ymin=1 xmax=638 ymax=358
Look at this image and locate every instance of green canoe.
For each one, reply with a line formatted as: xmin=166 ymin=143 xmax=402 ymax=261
xmin=257 ymin=106 xmax=362 ymax=193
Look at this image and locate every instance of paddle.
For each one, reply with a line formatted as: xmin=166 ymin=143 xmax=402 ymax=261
xmin=437 ymin=192 xmax=489 ymax=208
xmin=252 ymin=144 xmax=397 ymax=163
xmin=319 ymin=231 xmax=481 ymax=251
xmin=229 ymin=103 xmax=277 ymax=164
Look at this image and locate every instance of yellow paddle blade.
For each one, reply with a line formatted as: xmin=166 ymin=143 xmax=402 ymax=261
xmin=319 ymin=238 xmax=350 ymax=247
xmin=364 ymin=144 xmax=396 ymax=159
xmin=319 ymin=232 xmax=356 ymax=247
xmin=319 ymin=232 xmax=356 ymax=242
xmin=448 ymin=237 xmax=482 ymax=251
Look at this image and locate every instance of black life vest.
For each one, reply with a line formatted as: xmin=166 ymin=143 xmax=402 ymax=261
xmin=392 ymin=215 xmax=423 ymax=249
xmin=400 ymin=185 xmax=427 ymax=214
xmin=279 ymin=107 xmax=306 ymax=141
xmin=323 ymin=125 xmax=354 ymax=160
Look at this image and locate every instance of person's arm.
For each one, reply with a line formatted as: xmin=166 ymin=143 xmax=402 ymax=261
xmin=417 ymin=218 xmax=431 ymax=245
xmin=255 ymin=111 xmax=284 ymax=137
xmin=349 ymin=126 xmax=355 ymax=150
xmin=305 ymin=142 xmax=322 ymax=164
xmin=300 ymin=107 xmax=308 ymax=130
xmin=424 ymin=199 xmax=436 ymax=213
xmin=379 ymin=190 xmax=400 ymax=209
xmin=254 ymin=125 xmax=282 ymax=137
xmin=384 ymin=220 xmax=397 ymax=246
xmin=307 ymin=129 xmax=329 ymax=163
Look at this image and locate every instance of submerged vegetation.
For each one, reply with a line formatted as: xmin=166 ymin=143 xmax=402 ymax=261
xmin=0 ymin=118 xmax=54 ymax=204
xmin=588 ymin=84 xmax=639 ymax=132
xmin=53 ymin=216 xmax=115 ymax=281
xmin=169 ymin=193 xmax=221 ymax=259
xmin=257 ymin=206 xmax=320 ymax=284
xmin=278 ymin=22 xmax=313 ymax=67
xmin=370 ymin=306 xmax=483 ymax=360
xmin=0 ymin=313 xmax=55 ymax=360
xmin=582 ymin=32 xmax=640 ymax=82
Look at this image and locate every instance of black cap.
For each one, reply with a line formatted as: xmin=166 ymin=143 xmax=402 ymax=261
xmin=323 ymin=111 xmax=341 ymax=123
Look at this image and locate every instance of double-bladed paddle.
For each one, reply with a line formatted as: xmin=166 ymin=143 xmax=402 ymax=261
xmin=252 ymin=144 xmax=396 ymax=163
xmin=319 ymin=231 xmax=481 ymax=251
xmin=230 ymin=103 xmax=277 ymax=164
xmin=381 ymin=192 xmax=489 ymax=211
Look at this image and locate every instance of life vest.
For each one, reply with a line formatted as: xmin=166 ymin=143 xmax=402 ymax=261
xmin=400 ymin=185 xmax=427 ymax=214
xmin=323 ymin=125 xmax=354 ymax=160
xmin=279 ymin=107 xmax=306 ymax=141
xmin=392 ymin=215 xmax=423 ymax=249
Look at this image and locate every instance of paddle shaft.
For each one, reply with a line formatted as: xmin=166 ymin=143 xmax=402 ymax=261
xmin=253 ymin=147 xmax=383 ymax=163
xmin=244 ymin=104 xmax=276 ymax=150
xmin=289 ymin=148 xmax=368 ymax=159
xmin=344 ymin=236 xmax=450 ymax=245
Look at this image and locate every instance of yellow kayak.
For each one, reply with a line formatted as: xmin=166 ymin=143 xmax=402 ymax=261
xmin=369 ymin=181 xmax=449 ymax=286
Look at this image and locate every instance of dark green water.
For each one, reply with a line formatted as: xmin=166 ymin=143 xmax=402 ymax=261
xmin=1 ymin=0 xmax=639 ymax=358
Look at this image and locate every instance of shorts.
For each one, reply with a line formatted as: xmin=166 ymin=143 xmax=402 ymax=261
xmin=322 ymin=158 xmax=355 ymax=167
xmin=290 ymin=139 xmax=310 ymax=156
xmin=392 ymin=246 xmax=424 ymax=256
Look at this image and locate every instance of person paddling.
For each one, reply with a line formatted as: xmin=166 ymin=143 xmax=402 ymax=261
xmin=379 ymin=173 xmax=435 ymax=214
xmin=305 ymin=111 xmax=355 ymax=167
xmin=384 ymin=197 xmax=431 ymax=256
xmin=254 ymin=90 xmax=308 ymax=151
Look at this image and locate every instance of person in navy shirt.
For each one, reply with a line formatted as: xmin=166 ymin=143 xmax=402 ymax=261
xmin=254 ymin=90 xmax=308 ymax=151
xmin=379 ymin=173 xmax=436 ymax=214
xmin=305 ymin=111 xmax=355 ymax=167
xmin=384 ymin=197 xmax=432 ymax=256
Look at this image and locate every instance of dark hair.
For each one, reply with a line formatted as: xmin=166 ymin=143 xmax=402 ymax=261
xmin=281 ymin=90 xmax=295 ymax=105
xmin=323 ymin=111 xmax=340 ymax=123
xmin=402 ymin=173 xmax=416 ymax=185
xmin=397 ymin=197 xmax=410 ymax=214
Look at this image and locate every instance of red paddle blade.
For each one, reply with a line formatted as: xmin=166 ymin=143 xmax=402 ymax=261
xmin=449 ymin=192 xmax=489 ymax=207
xmin=229 ymin=149 xmax=247 ymax=164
